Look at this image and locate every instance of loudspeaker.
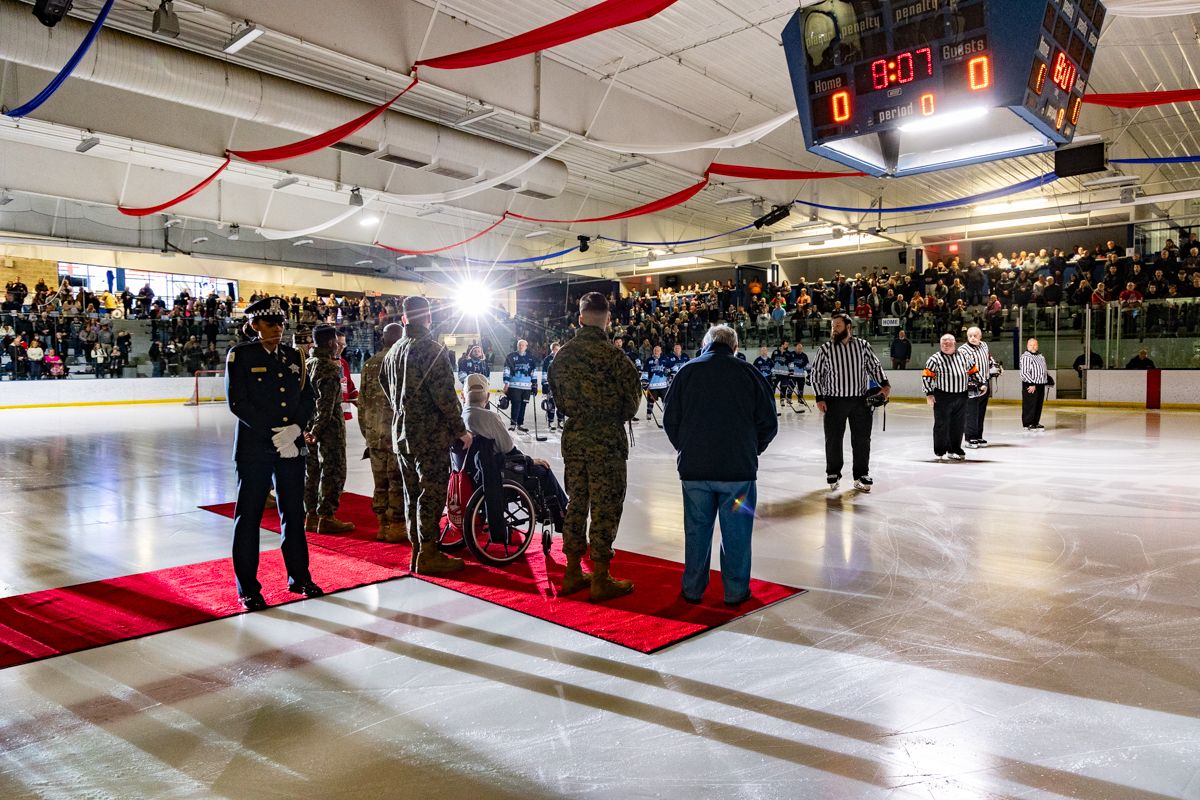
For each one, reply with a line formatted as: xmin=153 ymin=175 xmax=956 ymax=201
xmin=898 ymin=250 xmax=907 ymax=265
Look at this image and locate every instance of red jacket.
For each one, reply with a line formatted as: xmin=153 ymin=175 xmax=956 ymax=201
xmin=340 ymin=357 xmax=358 ymax=420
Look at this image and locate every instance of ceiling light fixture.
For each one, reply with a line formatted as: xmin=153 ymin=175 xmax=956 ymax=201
xmin=163 ymin=217 xmax=182 ymax=228
xmin=608 ymin=158 xmax=649 ymax=174
xmin=524 ymin=230 xmax=552 ymax=239
xmin=753 ymin=204 xmax=791 ymax=229
xmin=355 ymin=259 xmax=373 ymax=266
xmin=396 ymin=255 xmax=418 ymax=261
xmin=292 ymin=239 xmax=314 ymax=246
xmin=227 ymin=223 xmax=240 ymax=241
xmin=32 ymin=0 xmax=72 ymax=28
xmin=715 ymin=195 xmax=760 ymax=206
xmin=0 ymin=190 xmax=13 ymax=206
xmin=152 ymin=1 xmax=180 ymax=38
xmin=223 ymin=22 xmax=265 ymax=55
xmin=191 ymin=236 xmax=208 ymax=244
xmin=348 ymin=187 xmax=364 ymax=207
xmin=416 ymin=206 xmax=442 ymax=217
xmin=577 ymin=235 xmax=591 ymax=253
xmin=272 ymin=175 xmax=299 ymax=190
xmin=455 ymin=106 xmax=498 ymax=127
xmin=75 ymin=135 xmax=100 ymax=153
xmin=359 ymin=214 xmax=380 ymax=227
xmin=1082 ymin=174 xmax=1139 ymax=189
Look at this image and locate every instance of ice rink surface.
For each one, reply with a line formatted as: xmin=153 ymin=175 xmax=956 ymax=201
xmin=1 ymin=399 xmax=1198 ymax=799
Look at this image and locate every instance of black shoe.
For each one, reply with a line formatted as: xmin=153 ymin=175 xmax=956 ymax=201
xmin=854 ymin=476 xmax=873 ymax=491
xmin=1032 ymin=424 xmax=1045 ymax=430
xmin=239 ymin=593 xmax=267 ymax=611
xmin=288 ymin=582 xmax=324 ymax=598
xmin=826 ymin=473 xmax=840 ymax=490
xmin=776 ymin=410 xmax=782 ymax=417
xmin=508 ymin=425 xmax=516 ymax=431
xmin=976 ymin=439 xmax=988 ymax=446
xmin=517 ymin=426 xmax=529 ymax=433
xmin=680 ymin=591 xmax=703 ymax=605
xmin=723 ymin=593 xmax=752 ymax=608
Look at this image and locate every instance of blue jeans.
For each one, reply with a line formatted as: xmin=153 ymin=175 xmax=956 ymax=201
xmin=681 ymin=480 xmax=756 ymax=602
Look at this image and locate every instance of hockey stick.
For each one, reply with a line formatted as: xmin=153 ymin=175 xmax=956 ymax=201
xmin=532 ymin=391 xmax=548 ymax=442
xmin=650 ymin=397 xmax=664 ymax=429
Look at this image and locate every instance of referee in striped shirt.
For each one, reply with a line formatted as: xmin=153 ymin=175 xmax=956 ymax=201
xmin=923 ymin=334 xmax=979 ymax=461
xmin=958 ymin=326 xmax=999 ymax=448
xmin=810 ymin=313 xmax=890 ymax=491
xmin=1020 ymin=338 xmax=1053 ymax=429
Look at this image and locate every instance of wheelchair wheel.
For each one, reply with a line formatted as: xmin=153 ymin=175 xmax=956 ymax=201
xmin=541 ymin=529 xmax=553 ymax=557
xmin=437 ymin=518 xmax=466 ymax=551
xmin=463 ymin=481 xmax=536 ymax=567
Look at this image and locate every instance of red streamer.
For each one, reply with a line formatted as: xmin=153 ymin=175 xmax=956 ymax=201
xmin=509 ymin=179 xmax=709 ymax=224
xmin=415 ymin=0 xmax=680 ymax=70
xmin=228 ymin=78 xmax=419 ymax=163
xmin=375 ymin=216 xmax=508 ymax=255
xmin=1083 ymin=88 xmax=1200 ymax=109
xmin=708 ymin=163 xmax=868 ymax=181
xmin=118 ymin=158 xmax=231 ymax=217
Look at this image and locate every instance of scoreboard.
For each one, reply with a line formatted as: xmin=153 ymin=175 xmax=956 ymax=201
xmin=782 ymin=0 xmax=1107 ymax=178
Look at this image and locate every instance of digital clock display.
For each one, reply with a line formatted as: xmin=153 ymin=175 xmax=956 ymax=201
xmin=782 ymin=0 xmax=1106 ymax=177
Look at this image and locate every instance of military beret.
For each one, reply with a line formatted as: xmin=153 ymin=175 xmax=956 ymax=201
xmin=245 ymin=296 xmax=288 ymax=322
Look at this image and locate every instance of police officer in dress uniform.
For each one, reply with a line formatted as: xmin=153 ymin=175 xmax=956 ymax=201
xmin=359 ymin=323 xmax=407 ymax=543
xmin=225 ymin=297 xmax=322 ymax=611
xmin=380 ymin=296 xmax=473 ymax=575
xmin=303 ymin=325 xmax=354 ymax=534
xmin=540 ymin=342 xmax=562 ymax=431
xmin=549 ymin=292 xmax=642 ymax=602
xmin=503 ymin=339 xmax=537 ymax=432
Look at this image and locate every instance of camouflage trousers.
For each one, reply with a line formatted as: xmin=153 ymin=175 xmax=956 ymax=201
xmin=562 ymin=455 xmax=627 ymax=564
xmin=369 ymin=447 xmax=406 ymax=523
xmin=397 ymin=446 xmax=450 ymax=546
xmin=304 ymin=427 xmax=346 ymax=517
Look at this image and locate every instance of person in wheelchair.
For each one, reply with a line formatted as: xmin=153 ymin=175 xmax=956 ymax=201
xmin=461 ymin=374 xmax=568 ymax=539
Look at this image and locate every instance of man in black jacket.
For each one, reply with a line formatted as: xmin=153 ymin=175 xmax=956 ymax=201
xmin=663 ymin=324 xmax=777 ymax=607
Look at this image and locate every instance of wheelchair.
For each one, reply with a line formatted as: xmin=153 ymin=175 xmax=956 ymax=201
xmin=439 ymin=440 xmax=560 ymax=567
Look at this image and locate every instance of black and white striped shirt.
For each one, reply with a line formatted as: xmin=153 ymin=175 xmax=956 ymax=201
xmin=810 ymin=336 xmax=888 ymax=400
xmin=922 ymin=350 xmax=979 ymax=394
xmin=1020 ymin=351 xmax=1049 ymax=384
xmin=958 ymin=341 xmax=993 ymax=383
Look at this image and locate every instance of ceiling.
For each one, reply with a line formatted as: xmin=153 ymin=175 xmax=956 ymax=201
xmin=2 ymin=0 xmax=1200 ymax=285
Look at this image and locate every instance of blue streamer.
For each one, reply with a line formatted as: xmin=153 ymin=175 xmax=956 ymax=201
xmin=792 ymin=171 xmax=1059 ymax=215
xmin=465 ymin=245 xmax=580 ymax=265
xmin=1110 ymin=155 xmax=1200 ymax=164
xmin=4 ymin=0 xmax=116 ymax=119
xmin=599 ymin=223 xmax=758 ymax=248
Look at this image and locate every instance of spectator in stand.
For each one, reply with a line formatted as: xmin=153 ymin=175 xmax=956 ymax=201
xmin=890 ymin=329 xmax=912 ymax=369
xmin=27 ymin=339 xmax=44 ymax=380
xmin=44 ymin=348 xmax=65 ymax=379
xmin=1126 ymin=349 xmax=1156 ymax=369
xmin=91 ymin=341 xmax=108 ymax=378
xmin=1073 ymin=349 xmax=1103 ymax=377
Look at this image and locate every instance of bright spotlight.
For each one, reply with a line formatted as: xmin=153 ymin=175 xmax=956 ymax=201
xmin=454 ymin=281 xmax=493 ymax=317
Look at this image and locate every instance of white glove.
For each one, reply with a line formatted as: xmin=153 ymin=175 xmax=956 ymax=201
xmin=277 ymin=440 xmax=300 ymax=459
xmin=271 ymin=424 xmax=301 ymax=450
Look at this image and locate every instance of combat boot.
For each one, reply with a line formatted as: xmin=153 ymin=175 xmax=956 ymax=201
xmin=386 ymin=519 xmax=411 ymax=543
xmin=560 ymin=555 xmax=592 ymax=595
xmin=590 ymin=560 xmax=634 ymax=602
xmin=304 ymin=513 xmax=318 ymax=532
xmin=315 ymin=516 xmax=355 ymax=535
xmin=375 ymin=514 xmax=389 ymax=541
xmin=415 ymin=548 xmax=464 ymax=575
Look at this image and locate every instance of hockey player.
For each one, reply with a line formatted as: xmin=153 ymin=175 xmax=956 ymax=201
xmin=642 ymin=345 xmax=670 ymax=421
xmin=502 ymin=339 xmax=537 ymax=433
xmin=457 ymin=343 xmax=489 ymax=386
xmin=540 ymin=342 xmax=562 ymax=431
xmin=753 ymin=346 xmax=773 ymax=383
xmin=771 ymin=340 xmax=794 ymax=414
xmin=791 ymin=341 xmax=810 ymax=410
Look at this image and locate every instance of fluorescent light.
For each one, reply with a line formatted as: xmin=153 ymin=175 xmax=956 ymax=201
xmin=348 ymin=187 xmax=364 ymax=207
xmin=653 ymin=256 xmax=711 ymax=269
xmin=292 ymin=239 xmax=314 ymax=246
xmin=163 ymin=217 xmax=183 ymax=228
xmin=899 ymin=106 xmax=988 ymax=134
xmin=608 ymin=158 xmax=649 ymax=174
xmin=396 ymin=255 xmax=418 ymax=261
xmin=1083 ymin=175 xmax=1138 ymax=188
xmin=715 ymin=195 xmax=759 ymax=206
xmin=975 ymin=197 xmax=1051 ymax=215
xmin=272 ymin=175 xmax=299 ymax=190
xmin=524 ymin=230 xmax=552 ymax=239
xmin=359 ymin=214 xmax=380 ymax=227
xmin=191 ymin=236 xmax=208 ymax=244
xmin=223 ymin=23 xmax=265 ymax=55
xmin=416 ymin=206 xmax=442 ymax=217
xmin=455 ymin=106 xmax=498 ymax=127
xmin=76 ymin=136 xmax=100 ymax=153
xmin=355 ymin=259 xmax=373 ymax=266
xmin=227 ymin=224 xmax=240 ymax=241
xmin=0 ymin=190 xmax=12 ymax=206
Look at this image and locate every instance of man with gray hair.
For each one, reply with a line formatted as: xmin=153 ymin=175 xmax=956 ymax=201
xmin=663 ymin=324 xmax=778 ymax=606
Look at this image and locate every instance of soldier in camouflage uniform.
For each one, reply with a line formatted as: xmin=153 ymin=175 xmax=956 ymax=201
xmin=358 ymin=323 xmax=407 ymax=543
xmin=303 ymin=325 xmax=354 ymax=534
xmin=380 ymin=296 xmax=473 ymax=575
xmin=548 ymin=292 xmax=642 ymax=601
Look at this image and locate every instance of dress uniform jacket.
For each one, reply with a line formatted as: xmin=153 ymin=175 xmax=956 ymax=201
xmin=226 ymin=341 xmax=313 ymax=461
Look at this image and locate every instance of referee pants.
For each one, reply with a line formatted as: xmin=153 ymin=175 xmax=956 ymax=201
xmin=964 ymin=393 xmax=989 ymax=441
xmin=932 ymin=390 xmax=968 ymax=456
xmin=823 ymin=396 xmax=873 ymax=480
xmin=1022 ymin=382 xmax=1046 ymax=427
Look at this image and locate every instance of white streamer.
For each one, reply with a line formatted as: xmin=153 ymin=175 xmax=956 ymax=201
xmin=390 ymin=136 xmax=571 ymax=205
xmin=1105 ymin=0 xmax=1200 ymax=16
xmin=257 ymin=205 xmax=364 ymax=240
xmin=586 ymin=110 xmax=798 ymax=155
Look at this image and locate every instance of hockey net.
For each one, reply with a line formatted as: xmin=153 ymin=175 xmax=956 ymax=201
xmin=185 ymin=370 xmax=226 ymax=406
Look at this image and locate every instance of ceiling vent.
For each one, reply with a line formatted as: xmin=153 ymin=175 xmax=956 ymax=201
xmin=518 ymin=188 xmax=556 ymax=200
xmin=330 ymin=141 xmax=377 ymax=157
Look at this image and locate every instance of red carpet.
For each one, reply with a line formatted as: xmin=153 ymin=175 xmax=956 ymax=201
xmin=203 ymin=493 xmax=805 ymax=654
xmin=0 ymin=494 xmax=804 ymax=669
xmin=0 ymin=549 xmax=401 ymax=669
